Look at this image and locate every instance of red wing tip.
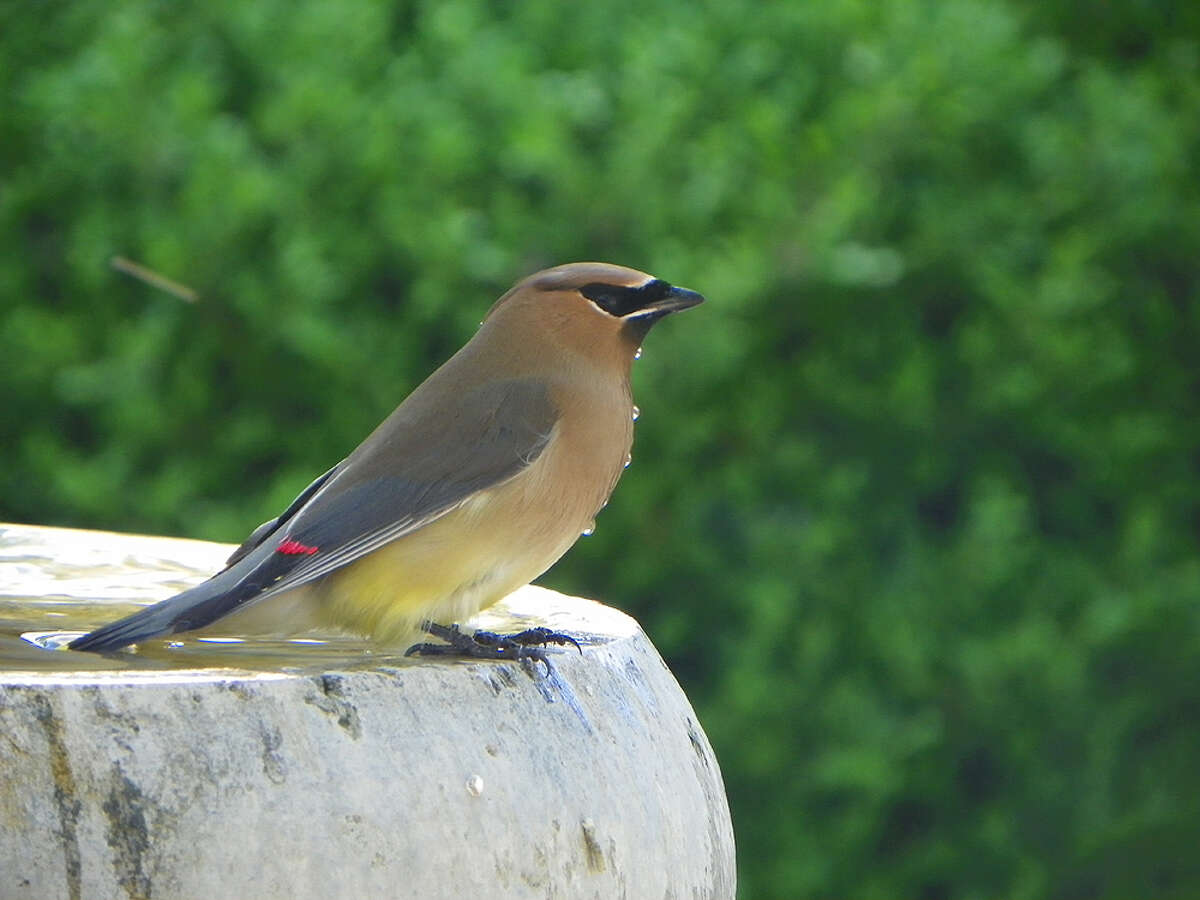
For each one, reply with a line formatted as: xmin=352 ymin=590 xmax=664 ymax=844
xmin=277 ymin=539 xmax=320 ymax=555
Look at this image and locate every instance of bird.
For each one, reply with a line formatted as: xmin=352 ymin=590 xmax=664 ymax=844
xmin=69 ymin=262 xmax=705 ymax=660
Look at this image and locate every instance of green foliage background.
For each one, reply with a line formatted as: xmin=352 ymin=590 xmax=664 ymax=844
xmin=4 ymin=1 xmax=1200 ymax=896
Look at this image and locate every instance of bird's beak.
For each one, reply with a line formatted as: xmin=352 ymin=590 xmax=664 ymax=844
xmin=623 ymin=286 xmax=706 ymax=322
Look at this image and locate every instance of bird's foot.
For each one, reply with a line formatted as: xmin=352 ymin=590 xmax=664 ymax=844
xmin=405 ymin=622 xmax=581 ymax=674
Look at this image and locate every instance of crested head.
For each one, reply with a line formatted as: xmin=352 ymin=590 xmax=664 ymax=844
xmin=524 ymin=262 xmax=653 ymax=294
xmin=482 ymin=262 xmax=705 ymax=354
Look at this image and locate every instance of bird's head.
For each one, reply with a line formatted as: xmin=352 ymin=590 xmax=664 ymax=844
xmin=481 ymin=262 xmax=705 ymax=367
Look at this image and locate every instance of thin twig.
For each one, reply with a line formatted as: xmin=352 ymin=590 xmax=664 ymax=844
xmin=110 ymin=256 xmax=199 ymax=303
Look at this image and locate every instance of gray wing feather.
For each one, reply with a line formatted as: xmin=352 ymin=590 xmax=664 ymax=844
xmin=216 ymin=376 xmax=558 ymax=602
xmin=224 ymin=464 xmax=340 ymax=566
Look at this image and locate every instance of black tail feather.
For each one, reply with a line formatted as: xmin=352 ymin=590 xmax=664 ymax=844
xmin=68 ymin=604 xmax=183 ymax=652
xmin=69 ymin=562 xmax=259 ymax=652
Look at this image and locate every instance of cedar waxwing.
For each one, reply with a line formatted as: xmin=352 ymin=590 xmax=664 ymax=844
xmin=70 ymin=262 xmax=704 ymax=659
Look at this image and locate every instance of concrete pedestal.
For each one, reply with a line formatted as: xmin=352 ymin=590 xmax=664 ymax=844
xmin=0 ymin=523 xmax=735 ymax=899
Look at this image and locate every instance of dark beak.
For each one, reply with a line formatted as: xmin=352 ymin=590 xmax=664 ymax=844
xmin=624 ymin=285 xmax=706 ymax=321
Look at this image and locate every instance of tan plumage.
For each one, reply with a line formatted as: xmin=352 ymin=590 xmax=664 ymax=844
xmin=70 ymin=262 xmax=704 ymax=653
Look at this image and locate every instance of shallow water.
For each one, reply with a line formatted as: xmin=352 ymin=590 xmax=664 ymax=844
xmin=0 ymin=592 xmax=420 ymax=674
xmin=0 ymin=522 xmax=393 ymax=673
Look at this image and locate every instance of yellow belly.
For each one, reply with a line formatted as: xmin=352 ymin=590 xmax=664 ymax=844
xmin=317 ymin=492 xmax=577 ymax=643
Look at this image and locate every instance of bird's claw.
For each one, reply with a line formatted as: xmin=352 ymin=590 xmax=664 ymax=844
xmin=473 ymin=626 xmax=582 ymax=654
xmin=405 ymin=622 xmax=581 ymax=674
